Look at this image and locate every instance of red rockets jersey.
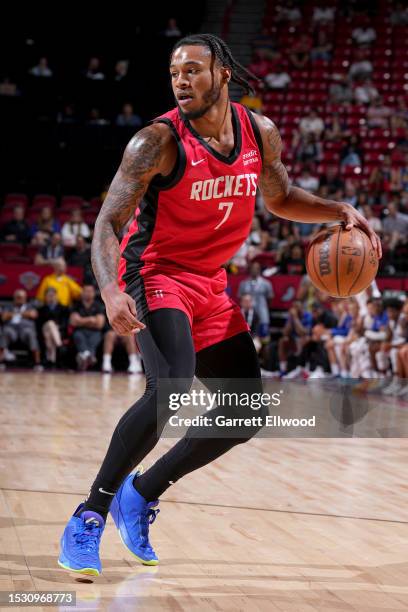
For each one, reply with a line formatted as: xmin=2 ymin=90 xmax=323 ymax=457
xmin=118 ymin=102 xmax=263 ymax=292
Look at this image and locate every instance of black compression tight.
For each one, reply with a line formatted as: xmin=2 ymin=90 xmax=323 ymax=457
xmin=82 ymin=308 xmax=264 ymax=517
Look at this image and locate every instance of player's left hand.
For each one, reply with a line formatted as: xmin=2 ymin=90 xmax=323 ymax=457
xmin=340 ymin=203 xmax=382 ymax=259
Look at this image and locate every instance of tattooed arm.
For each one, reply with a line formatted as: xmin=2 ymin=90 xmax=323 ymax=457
xmin=91 ymin=123 xmax=177 ymax=335
xmin=253 ymin=114 xmax=382 ymax=258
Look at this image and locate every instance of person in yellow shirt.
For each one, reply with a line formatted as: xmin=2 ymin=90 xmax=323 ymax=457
xmin=36 ymin=258 xmax=82 ymax=307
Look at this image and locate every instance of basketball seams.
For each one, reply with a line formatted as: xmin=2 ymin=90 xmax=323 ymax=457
xmin=335 ymin=226 xmax=341 ymax=297
xmin=347 ymin=228 xmax=367 ymax=296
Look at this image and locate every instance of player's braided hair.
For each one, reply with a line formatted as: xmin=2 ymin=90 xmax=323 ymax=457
xmin=171 ymin=33 xmax=259 ymax=95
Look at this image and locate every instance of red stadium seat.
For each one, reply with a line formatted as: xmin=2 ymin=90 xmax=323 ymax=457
xmin=60 ymin=196 xmax=84 ymax=210
xmin=4 ymin=193 xmax=29 ymax=208
xmin=0 ymin=243 xmax=24 ymax=261
xmin=32 ymin=194 xmax=56 ymax=209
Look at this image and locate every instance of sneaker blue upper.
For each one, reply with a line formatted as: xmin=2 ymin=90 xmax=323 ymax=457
xmin=58 ymin=504 xmax=105 ymax=575
xmin=110 ymin=473 xmax=160 ymax=565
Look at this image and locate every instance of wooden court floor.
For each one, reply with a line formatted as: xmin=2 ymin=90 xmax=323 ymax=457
xmin=1 ymin=371 xmax=408 ymax=611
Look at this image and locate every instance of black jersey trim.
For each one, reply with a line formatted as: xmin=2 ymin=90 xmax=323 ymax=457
xmin=179 ymin=102 xmax=242 ymax=165
xmin=149 ymin=118 xmax=187 ymax=190
xmin=242 ymin=106 xmax=264 ymax=164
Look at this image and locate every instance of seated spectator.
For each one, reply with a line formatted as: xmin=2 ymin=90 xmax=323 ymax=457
xmin=368 ymin=154 xmax=393 ymax=197
xmin=324 ymin=112 xmax=350 ymax=141
xmin=87 ymin=107 xmax=110 ymax=126
xmin=295 ymin=133 xmax=323 ymax=164
xmin=1 ymin=289 xmax=42 ymax=370
xmin=85 ymin=57 xmax=105 ymax=80
xmin=276 ymin=0 xmax=301 ymax=23
xmin=354 ymin=78 xmax=379 ymax=104
xmin=238 ymin=262 xmax=273 ymax=338
xmin=340 ymin=135 xmax=363 ymax=167
xmin=34 ymin=232 xmax=65 ymax=265
xmin=390 ymin=2 xmax=408 ymax=25
xmin=114 ymin=59 xmax=129 ymax=81
xmin=312 ymin=3 xmax=335 ymax=24
xmin=102 ymin=328 xmax=143 ymax=374
xmin=344 ymin=183 xmax=358 ymax=207
xmin=264 ymin=66 xmax=291 ymax=90
xmin=310 ymin=30 xmax=333 ymax=62
xmin=69 ymin=285 xmax=105 ymax=370
xmin=367 ymin=96 xmax=392 ymax=128
xmin=319 ymin=165 xmax=345 ymax=195
xmin=164 ymin=17 xmax=182 ymax=38
xmin=295 ymin=167 xmax=320 ymax=192
xmin=382 ymin=201 xmax=408 ymax=250
xmin=116 ymin=103 xmax=142 ymax=128
xmin=29 ymin=57 xmax=53 ymax=78
xmin=240 ymin=91 xmax=263 ymax=114
xmin=66 ymin=236 xmax=94 ymax=284
xmin=279 ymin=300 xmax=314 ymax=375
xmin=37 ymin=287 xmax=69 ymax=366
xmin=299 ymin=109 xmax=325 ymax=139
xmin=329 ymin=75 xmax=353 ymax=105
xmin=360 ymin=204 xmax=383 ymax=234
xmin=36 ymin=258 xmax=82 ymax=307
xmin=31 ymin=206 xmax=61 ymax=246
xmin=352 ymin=23 xmax=376 ymax=46
xmin=289 ymin=34 xmax=312 ymax=69
xmin=390 ymin=152 xmax=408 ymax=192
xmin=349 ymin=51 xmax=373 ymax=81
xmin=0 ymin=205 xmax=31 ymax=244
xmin=61 ymin=209 xmax=91 ymax=247
xmin=251 ymin=28 xmax=276 ymax=59
xmin=293 ymin=221 xmax=318 ymax=240
xmin=57 ymin=103 xmax=78 ymax=125
xmin=279 ymin=242 xmax=306 ymax=274
xmin=0 ymin=76 xmax=20 ymax=97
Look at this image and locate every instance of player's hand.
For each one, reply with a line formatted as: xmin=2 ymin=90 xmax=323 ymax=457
xmin=340 ymin=203 xmax=382 ymax=259
xmin=101 ymin=286 xmax=145 ymax=336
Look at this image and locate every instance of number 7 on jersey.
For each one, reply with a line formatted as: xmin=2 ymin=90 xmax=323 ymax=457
xmin=214 ymin=201 xmax=234 ymax=230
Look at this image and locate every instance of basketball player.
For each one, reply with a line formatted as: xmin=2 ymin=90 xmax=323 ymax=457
xmin=58 ymin=34 xmax=381 ymax=575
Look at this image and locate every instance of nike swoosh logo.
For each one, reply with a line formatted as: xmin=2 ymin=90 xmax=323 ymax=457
xmin=192 ymin=158 xmax=205 ymax=166
xmin=98 ymin=487 xmax=115 ymax=495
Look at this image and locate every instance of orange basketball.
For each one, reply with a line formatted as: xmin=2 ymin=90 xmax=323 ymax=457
xmin=305 ymin=224 xmax=379 ymax=298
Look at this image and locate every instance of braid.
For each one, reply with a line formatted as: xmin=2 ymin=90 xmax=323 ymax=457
xmin=171 ymin=33 xmax=259 ymax=95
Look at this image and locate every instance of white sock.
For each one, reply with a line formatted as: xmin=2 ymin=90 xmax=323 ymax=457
xmin=331 ymin=363 xmax=340 ymax=375
xmin=129 ymin=353 xmax=139 ymax=366
xmin=103 ymin=354 xmax=112 ymax=369
xmin=280 ymin=361 xmax=287 ymax=372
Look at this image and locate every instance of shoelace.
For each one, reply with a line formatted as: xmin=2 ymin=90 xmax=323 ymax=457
xmin=74 ymin=522 xmax=102 ymax=552
xmin=137 ymin=502 xmax=160 ymax=547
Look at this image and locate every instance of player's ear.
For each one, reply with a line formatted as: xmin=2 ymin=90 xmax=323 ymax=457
xmin=221 ymin=67 xmax=231 ymax=84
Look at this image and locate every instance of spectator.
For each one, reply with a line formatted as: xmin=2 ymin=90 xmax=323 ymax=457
xmin=30 ymin=206 xmax=61 ymax=246
xmin=85 ymin=57 xmax=105 ymax=80
xmin=289 ymin=34 xmax=312 ymax=69
xmin=344 ymin=184 xmax=358 ymax=207
xmin=329 ymin=75 xmax=353 ymax=104
xmin=382 ymin=201 xmax=408 ymax=249
xmin=61 ymin=209 xmax=91 ymax=247
xmin=251 ymin=28 xmax=277 ymax=59
xmin=240 ymin=91 xmax=263 ymax=114
xmin=57 ymin=103 xmax=78 ymax=125
xmin=340 ymin=135 xmax=363 ymax=167
xmin=66 ymin=235 xmax=94 ymax=284
xmin=276 ymin=0 xmax=301 ymax=23
xmin=352 ymin=23 xmax=376 ymax=46
xmin=354 ymin=78 xmax=379 ymax=104
xmin=279 ymin=299 xmax=313 ymax=375
xmin=164 ymin=17 xmax=181 ymax=38
xmin=312 ymin=3 xmax=336 ymax=24
xmin=29 ymin=57 xmax=53 ymax=78
xmin=310 ymin=31 xmax=333 ymax=62
xmin=324 ymin=112 xmax=350 ymax=141
xmin=295 ymin=133 xmax=323 ymax=164
xmin=69 ymin=285 xmax=105 ymax=370
xmin=368 ymin=153 xmax=393 ymax=196
xmin=34 ymin=232 xmax=65 ymax=265
xmin=299 ymin=109 xmax=325 ymax=139
xmin=320 ymin=165 xmax=345 ymax=195
xmin=295 ymin=167 xmax=320 ymax=192
xmin=390 ymin=2 xmax=408 ymax=25
xmin=1 ymin=289 xmax=42 ymax=370
xmin=238 ymin=262 xmax=273 ymax=338
xmin=279 ymin=242 xmax=306 ymax=274
xmin=0 ymin=205 xmax=31 ymax=244
xmin=367 ymin=96 xmax=392 ymax=128
xmin=37 ymin=287 xmax=69 ymax=366
xmin=361 ymin=205 xmax=382 ymax=234
xmin=264 ymin=66 xmax=291 ymax=90
xmin=114 ymin=60 xmax=129 ymax=81
xmin=36 ymin=258 xmax=82 ymax=307
xmin=116 ymin=103 xmax=142 ymax=128
xmin=390 ymin=152 xmax=408 ymax=192
xmin=0 ymin=76 xmax=20 ymax=97
xmin=349 ymin=51 xmax=373 ymax=81
xmin=87 ymin=107 xmax=110 ymax=126
xmin=102 ymin=329 xmax=143 ymax=374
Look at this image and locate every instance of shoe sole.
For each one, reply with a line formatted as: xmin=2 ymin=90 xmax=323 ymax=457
xmin=57 ymin=559 xmax=100 ymax=576
xmin=110 ymin=490 xmax=159 ymax=566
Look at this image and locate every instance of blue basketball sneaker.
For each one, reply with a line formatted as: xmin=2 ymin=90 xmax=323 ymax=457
xmin=58 ymin=504 xmax=105 ymax=576
xmin=110 ymin=471 xmax=160 ymax=565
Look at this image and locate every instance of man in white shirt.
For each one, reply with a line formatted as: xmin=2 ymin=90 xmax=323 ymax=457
xmin=352 ymin=26 xmax=376 ymax=46
xmin=299 ymin=109 xmax=324 ymax=139
xmin=264 ymin=68 xmax=291 ymax=90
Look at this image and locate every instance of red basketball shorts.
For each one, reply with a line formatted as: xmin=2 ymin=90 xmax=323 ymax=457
xmin=137 ymin=266 xmax=249 ymax=353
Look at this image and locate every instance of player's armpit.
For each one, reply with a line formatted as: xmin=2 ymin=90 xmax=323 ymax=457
xmin=91 ymin=123 xmax=175 ymax=293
